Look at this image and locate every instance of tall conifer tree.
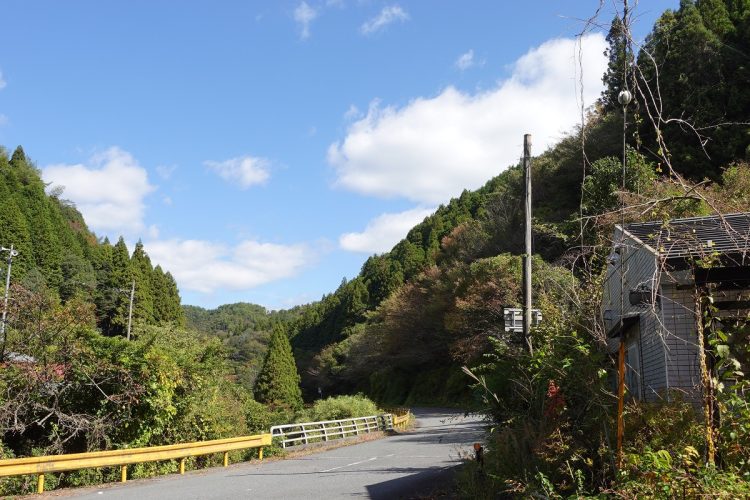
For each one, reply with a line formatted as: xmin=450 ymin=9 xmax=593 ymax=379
xmin=109 ymin=237 xmax=133 ymax=336
xmin=163 ymin=270 xmax=184 ymax=325
xmin=0 ymin=196 xmax=33 ymax=276
xmin=601 ymin=16 xmax=632 ymax=113
xmin=254 ymin=326 xmax=303 ymax=408
xmin=130 ymin=241 xmax=155 ymax=325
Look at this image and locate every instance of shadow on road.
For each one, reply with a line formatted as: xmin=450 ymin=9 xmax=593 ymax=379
xmin=393 ymin=426 xmax=485 ymax=446
xmin=363 ymin=465 xmax=458 ymax=499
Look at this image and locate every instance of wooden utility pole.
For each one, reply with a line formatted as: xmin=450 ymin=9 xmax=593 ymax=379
xmin=617 ymin=339 xmax=625 ymax=469
xmin=695 ymin=287 xmax=716 ymax=466
xmin=522 ymin=134 xmax=533 ymax=355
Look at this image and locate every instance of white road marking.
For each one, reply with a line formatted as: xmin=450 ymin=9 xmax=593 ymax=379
xmin=319 ymin=456 xmax=377 ymax=473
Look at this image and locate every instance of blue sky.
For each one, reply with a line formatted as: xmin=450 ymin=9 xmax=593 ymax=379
xmin=0 ymin=1 xmax=677 ymax=310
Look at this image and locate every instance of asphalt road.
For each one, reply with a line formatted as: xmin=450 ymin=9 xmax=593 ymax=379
xmin=63 ymin=408 xmax=485 ymax=500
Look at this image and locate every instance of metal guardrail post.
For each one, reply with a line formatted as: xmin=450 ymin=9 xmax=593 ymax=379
xmin=37 ymin=474 xmax=44 ymax=493
xmin=223 ymin=452 xmax=229 ymax=467
xmin=121 ymin=465 xmax=127 ymax=482
xmin=179 ymin=458 xmax=186 ymax=474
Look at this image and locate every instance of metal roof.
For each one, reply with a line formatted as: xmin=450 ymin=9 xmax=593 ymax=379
xmin=624 ymin=212 xmax=750 ymax=258
xmin=3 ymin=352 xmax=36 ymax=363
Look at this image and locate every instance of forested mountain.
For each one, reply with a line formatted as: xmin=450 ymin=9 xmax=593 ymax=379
xmin=0 ymin=145 xmax=183 ymax=340
xmin=634 ymin=0 xmax=750 ymax=179
xmin=184 ymin=302 xmax=306 ymax=390
xmin=0 ymin=146 xmax=372 ymax=497
xmin=286 ymin=0 xmax=750 ymax=403
xmin=0 ymin=146 xmax=240 ymax=491
xmin=1 ymin=1 xmax=749 ymax=496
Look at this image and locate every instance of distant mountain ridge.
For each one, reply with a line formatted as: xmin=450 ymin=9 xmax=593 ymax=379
xmin=183 ymin=302 xmax=306 ymax=389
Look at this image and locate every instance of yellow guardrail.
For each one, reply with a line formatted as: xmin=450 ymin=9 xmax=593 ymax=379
xmin=386 ymin=407 xmax=410 ymax=416
xmin=0 ymin=433 xmax=272 ymax=494
xmin=392 ymin=412 xmax=411 ymax=430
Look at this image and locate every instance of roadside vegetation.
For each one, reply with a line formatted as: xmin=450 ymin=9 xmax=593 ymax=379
xmin=1 ymin=0 xmax=749 ymax=497
xmin=0 ymin=152 xmax=382 ymax=493
xmin=0 ymin=294 xmax=380 ymax=494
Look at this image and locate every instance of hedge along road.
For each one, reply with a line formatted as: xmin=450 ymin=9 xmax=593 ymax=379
xmin=62 ymin=408 xmax=485 ymax=500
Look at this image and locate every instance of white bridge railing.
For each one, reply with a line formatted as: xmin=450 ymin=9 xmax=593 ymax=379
xmin=270 ymin=414 xmax=393 ymax=448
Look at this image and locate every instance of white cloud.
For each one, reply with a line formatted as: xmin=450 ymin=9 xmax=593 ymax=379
xmin=0 ymin=71 xmax=6 ymax=90
xmin=0 ymin=114 xmax=7 ymax=126
xmin=455 ymin=50 xmax=476 ymax=71
xmin=42 ymin=147 xmax=155 ymax=236
xmin=344 ymin=104 xmax=362 ymax=121
xmin=328 ymin=34 xmax=607 ymax=204
xmin=294 ymin=1 xmax=317 ymax=39
xmin=204 ymin=155 xmax=270 ymax=189
xmin=156 ymin=164 xmax=177 ymax=180
xmin=360 ymin=5 xmax=409 ymax=35
xmin=145 ymin=238 xmax=312 ymax=293
xmin=162 ymin=196 xmax=173 ymax=206
xmin=340 ymin=207 xmax=434 ymax=253
xmin=147 ymin=224 xmax=160 ymax=239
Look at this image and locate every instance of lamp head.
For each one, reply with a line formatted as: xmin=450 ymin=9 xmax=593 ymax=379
xmin=618 ymin=89 xmax=633 ymax=106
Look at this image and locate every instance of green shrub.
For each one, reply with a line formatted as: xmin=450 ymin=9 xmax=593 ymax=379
xmin=617 ymin=456 xmax=750 ymax=498
xmin=0 ymin=324 xmax=261 ymax=494
xmin=298 ymin=394 xmax=381 ymax=422
xmin=460 ymin=326 xmax=611 ymax=497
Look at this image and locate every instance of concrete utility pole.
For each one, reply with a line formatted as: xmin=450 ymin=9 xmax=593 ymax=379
xmin=522 ymin=134 xmax=533 ymax=355
xmin=0 ymin=245 xmax=19 ymax=351
xmin=616 ymin=85 xmax=633 ymax=471
xmin=126 ymin=280 xmax=135 ymax=341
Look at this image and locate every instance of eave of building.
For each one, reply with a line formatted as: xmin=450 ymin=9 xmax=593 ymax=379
xmin=615 ymin=224 xmax=660 ymax=257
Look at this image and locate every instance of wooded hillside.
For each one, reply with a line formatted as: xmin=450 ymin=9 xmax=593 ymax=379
xmin=0 ymin=145 xmax=183 ymax=341
xmin=285 ymin=0 xmax=750 ymax=407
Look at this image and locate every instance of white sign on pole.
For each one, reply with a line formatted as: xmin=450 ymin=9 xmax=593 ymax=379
xmin=503 ymin=307 xmax=542 ymax=333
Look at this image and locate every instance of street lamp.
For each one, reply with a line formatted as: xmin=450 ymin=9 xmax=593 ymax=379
xmin=618 ymin=89 xmax=632 ymax=107
xmin=616 ymin=87 xmax=632 ymax=471
xmin=0 ymin=245 xmax=19 ymax=351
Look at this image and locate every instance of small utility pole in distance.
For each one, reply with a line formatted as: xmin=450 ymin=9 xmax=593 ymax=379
xmin=0 ymin=245 xmax=19 ymax=355
xmin=522 ymin=134 xmax=534 ymax=355
xmin=126 ymin=280 xmax=135 ymax=341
